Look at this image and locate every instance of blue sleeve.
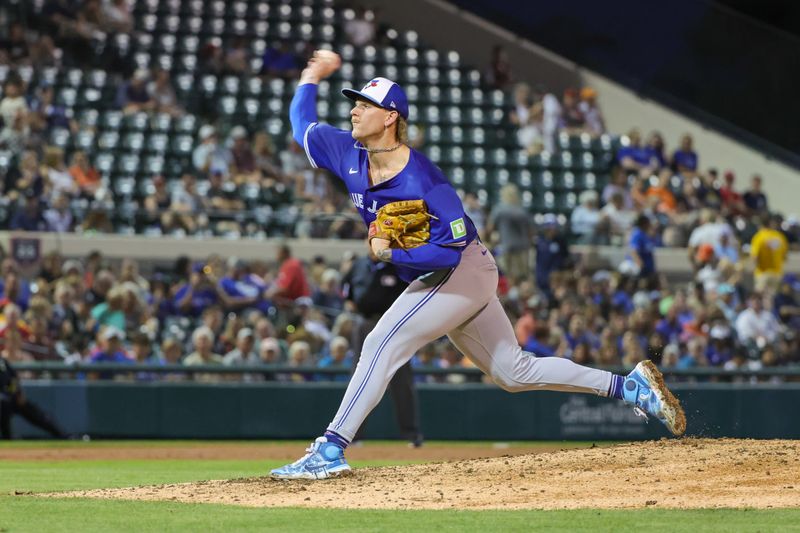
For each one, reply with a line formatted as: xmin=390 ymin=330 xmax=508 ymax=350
xmin=391 ymin=243 xmax=462 ymax=270
xmin=424 ymin=184 xmax=469 ymax=247
xmin=289 ymin=84 xmax=352 ymax=174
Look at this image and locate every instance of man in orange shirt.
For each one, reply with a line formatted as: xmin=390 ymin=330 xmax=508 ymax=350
xmin=645 ymin=169 xmax=677 ymax=215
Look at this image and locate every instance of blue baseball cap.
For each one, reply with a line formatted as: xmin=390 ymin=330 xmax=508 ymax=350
xmin=342 ymin=77 xmax=409 ymax=119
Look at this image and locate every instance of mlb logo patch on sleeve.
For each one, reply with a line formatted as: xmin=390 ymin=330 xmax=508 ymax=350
xmin=450 ymin=218 xmax=466 ymax=239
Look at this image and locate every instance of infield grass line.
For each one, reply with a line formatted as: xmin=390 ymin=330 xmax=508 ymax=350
xmin=2 ymin=498 xmax=800 ymax=533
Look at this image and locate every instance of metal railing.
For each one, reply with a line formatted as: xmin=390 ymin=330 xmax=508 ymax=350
xmin=12 ymin=362 xmax=800 ymax=380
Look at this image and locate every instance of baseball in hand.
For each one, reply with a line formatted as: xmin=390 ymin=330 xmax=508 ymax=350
xmin=311 ymin=49 xmax=342 ymax=78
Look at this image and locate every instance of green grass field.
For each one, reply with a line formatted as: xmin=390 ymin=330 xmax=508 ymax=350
xmin=1 ymin=441 xmax=799 ymax=532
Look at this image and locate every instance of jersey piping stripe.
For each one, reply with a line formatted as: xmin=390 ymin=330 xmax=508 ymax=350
xmin=302 ymin=122 xmax=318 ymax=168
xmin=333 ymin=268 xmax=454 ymax=431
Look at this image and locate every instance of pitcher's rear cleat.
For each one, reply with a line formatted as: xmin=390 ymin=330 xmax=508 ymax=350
xmin=270 ymin=437 xmax=351 ymax=480
xmin=623 ymin=360 xmax=686 ymax=436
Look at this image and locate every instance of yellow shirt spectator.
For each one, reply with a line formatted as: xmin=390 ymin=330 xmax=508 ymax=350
xmin=750 ymin=228 xmax=788 ymax=275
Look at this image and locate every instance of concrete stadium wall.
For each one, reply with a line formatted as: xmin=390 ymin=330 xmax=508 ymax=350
xmin=16 ymin=380 xmax=800 ymax=440
xmin=2 ymin=231 xmax=798 ymax=275
xmin=360 ymin=0 xmax=800 ymax=217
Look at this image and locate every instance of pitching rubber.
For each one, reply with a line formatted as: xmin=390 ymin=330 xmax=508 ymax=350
xmin=638 ymin=360 xmax=687 ymax=436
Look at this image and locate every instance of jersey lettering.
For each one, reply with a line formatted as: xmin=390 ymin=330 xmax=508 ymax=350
xmin=367 ymin=200 xmax=378 ymax=214
xmin=351 ymin=193 xmax=364 ymax=209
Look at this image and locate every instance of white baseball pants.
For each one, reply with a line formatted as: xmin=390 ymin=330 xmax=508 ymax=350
xmin=328 ymin=240 xmax=613 ymax=441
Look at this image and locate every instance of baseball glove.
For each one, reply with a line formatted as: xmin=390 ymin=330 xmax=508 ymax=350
xmin=369 ymin=199 xmax=433 ymax=249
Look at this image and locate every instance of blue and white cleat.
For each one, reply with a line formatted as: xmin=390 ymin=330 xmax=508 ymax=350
xmin=623 ymin=360 xmax=686 ymax=436
xmin=270 ymin=437 xmax=351 ymax=480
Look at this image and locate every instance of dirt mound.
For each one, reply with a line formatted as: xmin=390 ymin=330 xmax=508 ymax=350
xmin=57 ymin=439 xmax=800 ymax=510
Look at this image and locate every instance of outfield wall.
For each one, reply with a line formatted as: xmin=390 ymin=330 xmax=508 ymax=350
xmin=15 ymin=381 xmax=800 ymax=440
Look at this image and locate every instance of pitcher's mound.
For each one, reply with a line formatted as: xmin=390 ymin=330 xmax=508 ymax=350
xmin=60 ymin=438 xmax=800 ymax=510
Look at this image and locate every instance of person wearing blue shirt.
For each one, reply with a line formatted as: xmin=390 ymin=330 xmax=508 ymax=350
xmin=628 ymin=214 xmax=657 ymax=280
xmin=173 ymin=263 xmax=219 ymax=318
xmin=271 ymin=50 xmax=685 ymax=480
xmin=216 ymin=257 xmax=270 ymax=314
xmin=534 ymin=215 xmax=570 ymax=298
xmin=671 ymin=134 xmax=698 ymax=175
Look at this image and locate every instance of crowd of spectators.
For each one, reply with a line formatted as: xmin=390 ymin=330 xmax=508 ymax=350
xmin=0 ymin=4 xmax=799 ymax=383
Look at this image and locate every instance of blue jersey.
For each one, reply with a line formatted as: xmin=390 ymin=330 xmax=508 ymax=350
xmin=290 ymin=84 xmax=478 ymax=282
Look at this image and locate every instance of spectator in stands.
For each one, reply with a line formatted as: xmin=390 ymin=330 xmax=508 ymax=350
xmin=483 ymin=45 xmax=512 ymax=90
xmin=719 ymin=171 xmax=746 ymax=215
xmin=149 ymin=69 xmax=182 ymax=117
xmin=628 ymin=214 xmax=657 ymax=282
xmin=10 ymin=190 xmax=47 ymax=232
xmin=88 ymin=284 xmax=125 ymax=333
xmin=646 ymin=169 xmax=677 ymax=219
xmin=116 ymin=69 xmax=155 ymax=114
xmin=223 ymin=327 xmax=258 ymax=366
xmin=44 ymin=193 xmax=73 ymax=233
xmin=774 ymin=275 xmax=800 ymax=330
xmin=217 ymin=257 xmax=267 ymax=313
xmin=534 ymin=215 xmax=570 ymax=298
xmin=600 ymin=192 xmax=636 ymax=243
xmin=77 ymin=0 xmax=105 ymax=39
xmin=617 ymin=129 xmax=658 ymax=174
xmin=571 ymin=190 xmax=603 ymax=244
xmin=735 ymin=293 xmax=780 ymax=354
xmin=645 ymin=132 xmax=667 ymax=169
xmin=0 ymin=267 xmax=31 ymax=312
xmin=29 ymin=35 xmax=59 ymax=68
xmin=671 ymin=134 xmax=698 ymax=175
xmin=184 ymin=326 xmax=224 ymax=381
xmin=462 ymin=192 xmax=486 ymax=236
xmin=713 ymin=231 xmax=740 ymax=264
xmin=532 ymin=84 xmax=561 ymax=154
xmin=560 ymin=88 xmax=585 ymax=133
xmin=140 ymin=174 xmax=169 ymax=230
xmin=265 ymin=245 xmax=310 ymax=304
xmin=312 ymin=268 xmax=344 ymax=316
xmin=488 ymin=184 xmax=532 ymax=283
xmin=229 ymin=126 xmax=259 ymax=183
xmin=193 ymin=125 xmax=232 ymax=177
xmin=129 ymin=332 xmax=153 ymax=364
xmin=44 ymin=146 xmax=77 ymax=198
xmin=102 ymin=0 xmax=133 ymax=33
xmin=317 ymin=336 xmax=353 ymax=382
xmin=687 ymin=210 xmax=734 ymax=268
xmin=28 ymin=84 xmax=77 ymax=138
xmin=344 ymin=7 xmax=377 ymax=47
xmin=523 ymin=325 xmax=556 ymax=357
xmin=164 ymin=173 xmax=202 ymax=235
xmin=68 ymin=150 xmax=101 ymax=199
xmin=173 ymin=264 xmax=219 ymax=318
xmin=743 ymin=174 xmax=768 ymax=216
xmin=88 ymin=326 xmax=133 ymax=364
xmin=281 ymin=340 xmax=312 ymax=382
xmin=509 ymin=83 xmax=543 ymax=156
xmin=0 ymin=22 xmax=29 ymax=64
xmin=750 ymin=215 xmax=789 ymax=295
xmin=205 ymin=169 xmax=244 ymax=217
xmin=260 ymin=41 xmax=300 ymax=79
xmin=252 ymin=131 xmax=285 ymax=182
xmin=0 ymin=78 xmax=29 ymax=153
xmin=578 ymin=87 xmax=605 ymax=136
xmin=224 ymin=37 xmax=249 ymax=75
xmin=678 ymin=337 xmax=707 ymax=368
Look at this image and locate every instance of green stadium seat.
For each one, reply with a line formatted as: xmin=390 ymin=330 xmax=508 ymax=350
xmin=98 ymin=131 xmax=120 ymax=150
xmin=74 ymin=130 xmax=95 ymax=151
xmin=123 ymin=113 xmax=149 ymax=132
